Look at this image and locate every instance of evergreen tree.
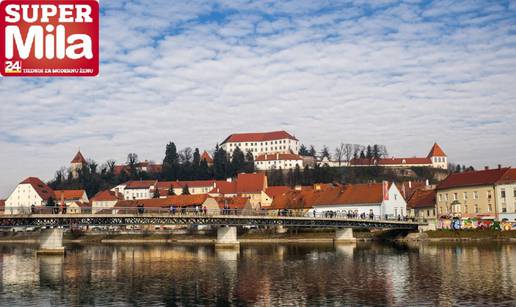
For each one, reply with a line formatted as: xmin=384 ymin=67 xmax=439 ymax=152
xmin=153 ymin=188 xmax=160 ymax=198
xmin=299 ymin=144 xmax=310 ymax=156
xmin=286 ymin=169 xmax=294 ymax=187
xmin=244 ymin=150 xmax=255 ymax=173
xmin=192 ymin=148 xmax=201 ymax=177
xmin=46 ymin=196 xmax=56 ymax=208
xmin=231 ymin=146 xmax=246 ymax=175
xmin=293 ymin=164 xmax=302 ymax=186
xmin=127 ymin=153 xmax=139 ymax=179
xmin=359 ymin=150 xmax=366 ymax=159
xmin=309 ymin=145 xmax=317 ymax=157
xmin=302 ymin=165 xmax=313 ymax=186
xmin=199 ymin=159 xmax=210 ymax=180
xmin=366 ymin=145 xmax=372 ymax=159
xmin=182 ymin=184 xmax=191 ymax=195
xmin=372 ymin=144 xmax=380 ymax=159
xmin=168 ymin=186 xmax=176 ymax=195
xmin=162 ymin=142 xmax=179 ymax=180
xmin=213 ymin=145 xmax=230 ymax=180
xmin=321 ymin=146 xmax=330 ymax=160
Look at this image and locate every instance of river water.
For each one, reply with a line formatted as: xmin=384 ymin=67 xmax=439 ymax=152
xmin=0 ymin=242 xmax=514 ymax=306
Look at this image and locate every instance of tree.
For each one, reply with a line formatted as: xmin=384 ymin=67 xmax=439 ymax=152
xmin=231 ymin=146 xmax=246 ymax=175
xmin=127 ymin=153 xmax=139 ymax=178
xmin=162 ymin=142 xmax=179 ymax=180
xmin=168 ymin=186 xmax=176 ymax=195
xmin=320 ymin=146 xmax=330 ymax=160
xmin=335 ymin=143 xmax=353 ymax=166
xmin=153 ymin=188 xmax=160 ymax=198
xmin=299 ymin=144 xmax=309 ymax=156
xmin=309 ymin=145 xmax=317 ymax=157
xmin=293 ymin=164 xmax=302 ymax=186
xmin=182 ymin=184 xmax=190 ymax=195
xmin=244 ymin=150 xmax=255 ymax=173
xmin=366 ymin=145 xmax=372 ymax=159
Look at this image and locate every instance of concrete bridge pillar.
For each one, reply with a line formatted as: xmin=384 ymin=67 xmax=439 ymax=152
xmin=215 ymin=226 xmax=240 ymax=248
xmin=334 ymin=228 xmax=356 ymax=243
xmin=37 ymin=228 xmax=65 ymax=255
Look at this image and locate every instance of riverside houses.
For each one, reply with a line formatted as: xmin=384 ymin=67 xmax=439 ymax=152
xmin=435 ymin=167 xmax=515 ymax=220
xmin=267 ymin=182 xmax=407 ymax=218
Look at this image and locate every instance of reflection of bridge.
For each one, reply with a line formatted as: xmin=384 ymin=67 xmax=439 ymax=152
xmin=0 ymin=211 xmax=424 ymax=254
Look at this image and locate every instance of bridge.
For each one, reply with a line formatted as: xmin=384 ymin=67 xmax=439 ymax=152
xmin=0 ymin=209 xmax=425 ymax=254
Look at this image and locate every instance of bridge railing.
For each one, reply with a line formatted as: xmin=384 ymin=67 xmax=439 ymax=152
xmin=2 ymin=206 xmax=424 ymax=223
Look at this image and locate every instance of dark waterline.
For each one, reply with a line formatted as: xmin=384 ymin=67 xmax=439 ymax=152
xmin=0 ymin=242 xmax=515 ymax=306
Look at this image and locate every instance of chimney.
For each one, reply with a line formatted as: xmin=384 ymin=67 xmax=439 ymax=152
xmin=484 ymin=166 xmax=489 ymax=170
xmin=276 ymin=153 xmax=279 ymax=160
xmin=408 ymin=181 xmax=412 ymax=189
xmin=498 ymin=164 xmax=502 ymax=169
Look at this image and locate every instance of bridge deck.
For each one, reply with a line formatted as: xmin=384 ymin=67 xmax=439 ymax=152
xmin=0 ymin=214 xmax=424 ymax=229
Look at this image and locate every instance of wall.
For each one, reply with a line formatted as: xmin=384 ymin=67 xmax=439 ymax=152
xmin=436 ymin=185 xmax=496 ymax=218
xmin=5 ymin=183 xmax=44 ymax=214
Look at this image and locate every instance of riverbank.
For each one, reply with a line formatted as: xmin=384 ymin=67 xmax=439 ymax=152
xmin=1 ymin=229 xmax=514 ymax=244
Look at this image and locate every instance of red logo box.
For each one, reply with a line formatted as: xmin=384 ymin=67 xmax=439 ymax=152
xmin=0 ymin=0 xmax=99 ymax=77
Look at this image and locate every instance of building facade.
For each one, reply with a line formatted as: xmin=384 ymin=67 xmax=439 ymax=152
xmin=5 ymin=177 xmax=54 ymax=214
xmin=494 ymin=169 xmax=516 ymax=220
xmin=254 ymin=153 xmax=303 ymax=170
xmin=220 ymin=130 xmax=299 ymax=158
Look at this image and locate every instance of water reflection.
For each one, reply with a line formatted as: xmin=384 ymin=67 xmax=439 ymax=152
xmin=0 ymin=242 xmax=514 ymax=306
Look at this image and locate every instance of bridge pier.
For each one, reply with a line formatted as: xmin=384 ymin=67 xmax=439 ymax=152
xmin=215 ymin=226 xmax=240 ymax=248
xmin=334 ymin=228 xmax=356 ymax=244
xmin=37 ymin=228 xmax=65 ymax=255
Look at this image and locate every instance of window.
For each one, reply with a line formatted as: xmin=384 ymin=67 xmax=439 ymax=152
xmin=514 ymin=188 xmax=516 ymax=198
xmin=487 ymin=191 xmax=492 ymax=200
xmin=438 ymin=194 xmax=442 ymax=202
xmin=475 ymin=204 xmax=479 ymax=213
xmin=473 ymin=191 xmax=478 ymax=199
xmin=464 ymin=205 xmax=468 ymax=213
xmin=463 ymin=192 xmax=467 ymax=200
xmin=445 ymin=194 xmax=448 ymax=201
xmin=501 ymin=189 xmax=506 ymax=199
xmin=453 ymin=193 xmax=458 ymax=201
xmin=488 ymin=204 xmax=492 ymax=212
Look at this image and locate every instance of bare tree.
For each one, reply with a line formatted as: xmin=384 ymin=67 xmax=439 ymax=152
xmin=335 ymin=143 xmax=345 ymax=166
xmin=180 ymin=147 xmax=193 ymax=163
xmin=352 ymin=144 xmax=364 ymax=159
xmin=378 ymin=145 xmax=388 ymax=158
xmin=335 ymin=143 xmax=352 ymax=166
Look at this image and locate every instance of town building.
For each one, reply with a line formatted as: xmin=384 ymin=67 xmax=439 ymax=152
xmin=407 ymin=189 xmax=437 ymax=221
xmin=70 ymin=150 xmax=87 ymax=178
xmin=254 ymin=153 xmax=303 ymax=170
xmin=156 ymin=180 xmax=216 ymax=196
xmin=350 ymin=143 xmax=448 ymax=170
xmin=91 ymin=190 xmax=122 ymax=213
xmin=4 ymin=177 xmax=54 ymax=214
xmin=494 ymin=168 xmax=516 ymax=221
xmin=201 ymin=151 xmax=214 ymax=166
xmin=208 ymin=173 xmax=269 ymax=209
xmin=113 ymin=161 xmax=162 ymax=176
xmin=220 ymin=130 xmax=299 ymax=158
xmin=436 ymin=167 xmax=510 ymax=220
xmin=53 ymin=190 xmax=89 ymax=205
xmin=112 ymin=180 xmax=158 ymax=200
xmin=267 ymin=182 xmax=407 ymax=218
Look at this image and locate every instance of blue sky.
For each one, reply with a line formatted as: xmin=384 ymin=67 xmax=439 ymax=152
xmin=1 ymin=0 xmax=516 ymax=197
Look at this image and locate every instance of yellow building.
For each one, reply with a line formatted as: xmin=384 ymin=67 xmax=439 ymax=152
xmin=436 ymin=168 xmax=510 ymax=219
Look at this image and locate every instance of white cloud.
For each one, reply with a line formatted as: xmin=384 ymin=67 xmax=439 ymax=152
xmin=1 ymin=0 xmax=516 ymax=197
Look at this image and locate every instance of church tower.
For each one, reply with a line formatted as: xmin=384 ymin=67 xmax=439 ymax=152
xmin=70 ymin=150 xmax=87 ymax=178
xmin=427 ymin=143 xmax=447 ymax=169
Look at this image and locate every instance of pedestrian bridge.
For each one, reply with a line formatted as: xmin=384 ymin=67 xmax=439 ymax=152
xmin=0 ymin=210 xmax=425 ymax=254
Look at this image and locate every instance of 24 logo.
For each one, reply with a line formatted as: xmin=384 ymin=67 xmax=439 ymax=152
xmin=5 ymin=60 xmax=21 ymax=73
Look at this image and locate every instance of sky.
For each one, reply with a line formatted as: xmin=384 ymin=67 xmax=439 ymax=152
xmin=1 ymin=0 xmax=516 ymax=198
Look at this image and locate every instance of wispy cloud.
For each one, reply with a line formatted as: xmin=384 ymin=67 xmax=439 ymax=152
xmin=1 ymin=0 xmax=516 ymax=196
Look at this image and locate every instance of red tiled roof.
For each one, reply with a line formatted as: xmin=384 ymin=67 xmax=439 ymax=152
xmin=497 ymin=168 xmax=516 ymax=184
xmin=53 ymin=190 xmax=86 ymax=200
xmin=92 ymin=190 xmax=121 ymax=202
xmin=255 ymin=153 xmax=303 ymax=161
xmin=437 ymin=168 xmax=510 ymax=190
xmin=156 ymin=180 xmax=215 ymax=190
xmin=115 ymin=194 xmax=208 ymax=208
xmin=407 ymin=189 xmax=436 ymax=209
xmin=214 ymin=197 xmax=250 ymax=209
xmin=350 ymin=157 xmax=432 ymax=166
xmin=427 ymin=143 xmax=446 ymax=157
xmin=71 ymin=151 xmax=86 ymax=164
xmin=0 ymin=199 xmax=5 ymax=210
xmin=209 ymin=181 xmax=238 ymax=194
xmin=113 ymin=163 xmax=162 ymax=175
xmin=201 ymin=151 xmax=213 ymax=163
xmin=236 ymin=173 xmax=267 ymax=193
xmin=265 ymin=186 xmax=292 ymax=198
xmin=395 ymin=181 xmax=427 ymax=200
xmin=268 ymin=183 xmax=390 ymax=210
xmin=125 ymin=180 xmax=157 ymax=189
xmin=222 ymin=130 xmax=298 ymax=144
xmin=20 ymin=177 xmax=54 ymax=201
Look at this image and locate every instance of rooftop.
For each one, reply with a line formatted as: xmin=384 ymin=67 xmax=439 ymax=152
xmin=221 ymin=130 xmax=298 ymax=144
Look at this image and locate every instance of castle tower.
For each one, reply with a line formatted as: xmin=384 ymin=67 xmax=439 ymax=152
xmin=70 ymin=150 xmax=87 ymax=178
xmin=427 ymin=143 xmax=447 ymax=169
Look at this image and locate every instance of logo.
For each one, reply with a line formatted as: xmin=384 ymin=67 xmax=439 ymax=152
xmin=0 ymin=0 xmax=99 ymax=77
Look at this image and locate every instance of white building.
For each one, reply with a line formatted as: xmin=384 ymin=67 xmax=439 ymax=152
xmin=5 ymin=177 xmax=54 ymax=214
xmin=308 ymin=182 xmax=408 ymax=218
xmin=221 ymin=130 xmax=299 ymax=158
xmin=254 ymin=153 xmax=304 ymax=170
xmin=91 ymin=190 xmax=121 ymax=213
xmin=112 ymin=180 xmax=157 ymax=200
xmin=156 ymin=180 xmax=217 ymax=196
xmin=495 ymin=168 xmax=516 ymax=221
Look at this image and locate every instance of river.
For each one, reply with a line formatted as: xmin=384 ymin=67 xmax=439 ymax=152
xmin=0 ymin=242 xmax=515 ymax=306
